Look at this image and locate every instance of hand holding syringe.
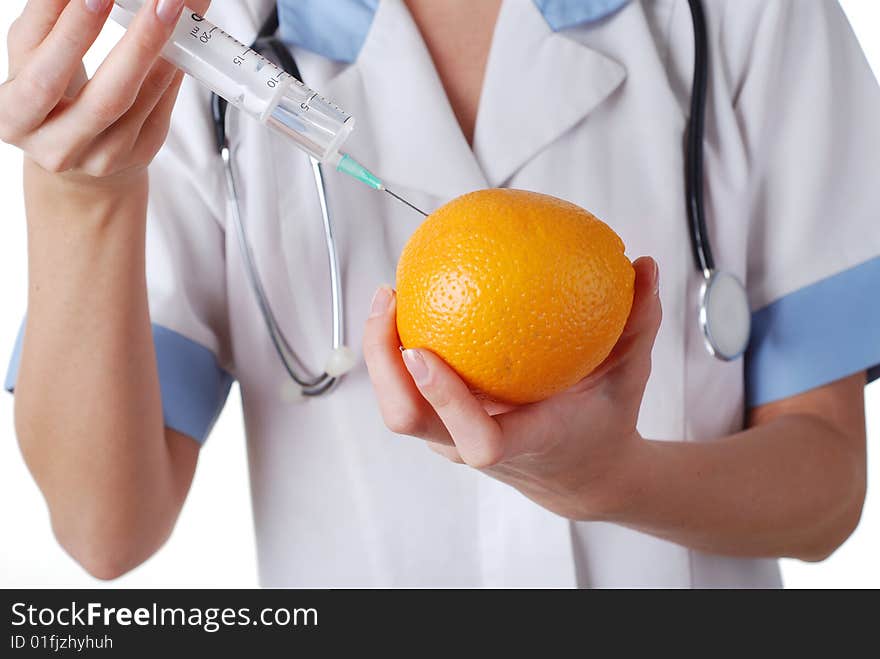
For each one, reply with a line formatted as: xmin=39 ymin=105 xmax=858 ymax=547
xmin=111 ymin=0 xmax=426 ymax=213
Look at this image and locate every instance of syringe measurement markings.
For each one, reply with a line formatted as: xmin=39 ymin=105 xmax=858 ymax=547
xmin=301 ymin=92 xmax=318 ymax=112
xmin=182 ymin=14 xmax=346 ymax=114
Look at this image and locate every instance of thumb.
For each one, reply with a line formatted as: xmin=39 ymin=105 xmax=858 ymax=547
xmin=621 ymin=256 xmax=662 ymax=345
xmin=590 ymin=256 xmax=662 ymax=388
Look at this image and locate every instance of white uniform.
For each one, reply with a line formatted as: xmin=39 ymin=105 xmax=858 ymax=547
xmin=7 ymin=0 xmax=880 ymax=587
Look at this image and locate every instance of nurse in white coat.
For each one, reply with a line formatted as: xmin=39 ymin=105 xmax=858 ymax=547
xmin=3 ymin=0 xmax=879 ymax=587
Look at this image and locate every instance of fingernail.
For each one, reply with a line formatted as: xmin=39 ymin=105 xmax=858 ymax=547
xmin=651 ymin=259 xmax=660 ymax=295
xmin=155 ymin=0 xmax=185 ymax=24
xmin=85 ymin=0 xmax=110 ymax=13
xmin=369 ymin=286 xmax=393 ymax=318
xmin=402 ymin=349 xmax=429 ymax=385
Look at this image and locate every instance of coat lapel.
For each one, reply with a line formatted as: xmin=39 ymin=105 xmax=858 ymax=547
xmin=474 ymin=0 xmax=627 ymax=188
xmin=321 ymin=0 xmax=489 ymax=202
xmin=310 ymin=0 xmax=629 ymax=200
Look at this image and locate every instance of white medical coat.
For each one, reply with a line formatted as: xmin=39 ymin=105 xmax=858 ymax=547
xmin=11 ymin=0 xmax=879 ymax=587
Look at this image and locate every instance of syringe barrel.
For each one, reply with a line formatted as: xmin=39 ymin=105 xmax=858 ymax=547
xmin=110 ymin=1 xmax=354 ymax=162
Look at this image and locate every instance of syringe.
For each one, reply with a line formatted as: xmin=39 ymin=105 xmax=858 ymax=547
xmin=110 ymin=1 xmax=426 ymax=215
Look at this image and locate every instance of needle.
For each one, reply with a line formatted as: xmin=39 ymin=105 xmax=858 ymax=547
xmin=335 ymin=153 xmax=429 ymax=217
xmin=384 ymin=188 xmax=429 ymax=217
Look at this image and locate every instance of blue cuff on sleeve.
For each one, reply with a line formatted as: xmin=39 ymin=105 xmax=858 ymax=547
xmin=5 ymin=322 xmax=232 ymax=445
xmin=152 ymin=325 xmax=234 ymax=444
xmin=746 ymin=256 xmax=880 ymax=407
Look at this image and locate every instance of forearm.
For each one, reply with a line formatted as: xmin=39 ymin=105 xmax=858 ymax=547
xmin=603 ymin=414 xmax=866 ymax=561
xmin=14 ymin=164 xmax=186 ymax=576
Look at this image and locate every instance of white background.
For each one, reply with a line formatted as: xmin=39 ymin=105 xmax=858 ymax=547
xmin=0 ymin=1 xmax=878 ymax=589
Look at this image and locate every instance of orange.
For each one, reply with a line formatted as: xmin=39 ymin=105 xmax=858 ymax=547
xmin=395 ymin=189 xmax=635 ymax=405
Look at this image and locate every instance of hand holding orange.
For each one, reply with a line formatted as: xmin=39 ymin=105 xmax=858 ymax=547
xmin=395 ymin=189 xmax=635 ymax=404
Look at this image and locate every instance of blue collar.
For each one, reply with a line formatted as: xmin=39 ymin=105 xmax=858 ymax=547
xmin=277 ymin=0 xmax=630 ymax=63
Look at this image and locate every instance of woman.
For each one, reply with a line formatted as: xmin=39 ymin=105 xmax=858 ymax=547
xmin=2 ymin=0 xmax=878 ymax=587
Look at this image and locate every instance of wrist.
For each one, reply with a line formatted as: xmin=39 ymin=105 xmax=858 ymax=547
xmin=577 ymin=432 xmax=650 ymax=522
xmin=24 ymin=158 xmax=149 ymax=232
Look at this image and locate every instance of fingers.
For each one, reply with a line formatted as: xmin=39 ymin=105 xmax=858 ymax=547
xmin=362 ymin=285 xmax=504 ymax=468
xmin=123 ymin=59 xmax=180 ymax=128
xmin=66 ymin=63 xmax=89 ymax=98
xmin=75 ymin=59 xmax=179 ymax=174
xmin=132 ymin=68 xmax=184 ymax=153
xmin=186 ymin=0 xmax=212 ymax=15
xmin=21 ymin=0 xmax=186 ymax=171
xmin=3 ymin=0 xmax=212 ymax=177
xmin=0 ymin=0 xmax=113 ymax=141
xmin=426 ymin=441 xmax=464 ymax=464
xmin=76 ymin=67 xmax=182 ymax=176
xmin=363 ymin=287 xmax=453 ymax=444
xmin=5 ymin=1 xmax=71 ymax=74
xmin=402 ymin=349 xmax=506 ymax=468
xmin=62 ymin=0 xmax=186 ymax=136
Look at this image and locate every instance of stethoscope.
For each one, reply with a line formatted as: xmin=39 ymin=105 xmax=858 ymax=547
xmin=210 ymin=0 xmax=751 ymax=398
xmin=684 ymin=0 xmax=752 ymax=361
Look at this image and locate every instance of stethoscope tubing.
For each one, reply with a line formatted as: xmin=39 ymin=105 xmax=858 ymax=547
xmin=221 ymin=146 xmax=337 ymax=394
xmin=685 ymin=0 xmax=714 ymax=276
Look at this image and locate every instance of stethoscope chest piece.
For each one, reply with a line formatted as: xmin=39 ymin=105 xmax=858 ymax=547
xmin=698 ymin=270 xmax=751 ymax=361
